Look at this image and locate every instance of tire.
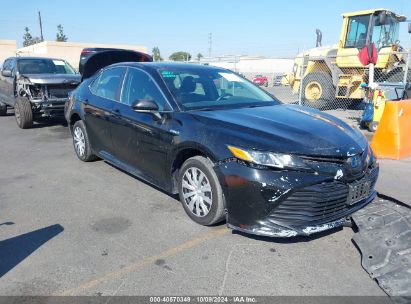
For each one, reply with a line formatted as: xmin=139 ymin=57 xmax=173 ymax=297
xmin=14 ymin=97 xmax=33 ymax=129
xmin=302 ymin=71 xmax=335 ymax=110
xmin=72 ymin=120 xmax=98 ymax=162
xmin=368 ymin=121 xmax=379 ymax=132
xmin=178 ymin=156 xmax=225 ymax=226
xmin=360 ymin=120 xmax=368 ymax=129
xmin=0 ymin=102 xmax=7 ymax=116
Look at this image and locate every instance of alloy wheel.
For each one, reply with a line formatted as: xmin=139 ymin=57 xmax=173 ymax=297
xmin=181 ymin=167 xmax=213 ymax=218
xmin=73 ymin=126 xmax=86 ymax=157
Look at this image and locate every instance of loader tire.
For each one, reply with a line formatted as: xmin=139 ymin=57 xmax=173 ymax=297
xmin=302 ymin=72 xmax=335 ymax=110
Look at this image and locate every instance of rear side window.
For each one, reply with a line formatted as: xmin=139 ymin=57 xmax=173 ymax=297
xmin=92 ymin=67 xmax=125 ymax=101
xmin=120 ymin=68 xmax=167 ymax=110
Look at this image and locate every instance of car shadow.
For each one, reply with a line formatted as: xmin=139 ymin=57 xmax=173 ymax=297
xmin=31 ymin=118 xmax=68 ymax=129
xmin=0 ymin=224 xmax=64 ymax=277
xmin=104 ymin=161 xmax=180 ymax=201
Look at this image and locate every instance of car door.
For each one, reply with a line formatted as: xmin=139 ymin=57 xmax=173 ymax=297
xmin=110 ymin=67 xmax=175 ymax=187
xmin=84 ymin=66 xmax=125 ymax=158
xmin=0 ymin=58 xmax=15 ymax=106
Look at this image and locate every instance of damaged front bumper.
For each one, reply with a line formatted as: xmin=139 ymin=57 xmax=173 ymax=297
xmin=214 ymin=160 xmax=379 ymax=238
xmin=31 ymin=98 xmax=67 ymax=117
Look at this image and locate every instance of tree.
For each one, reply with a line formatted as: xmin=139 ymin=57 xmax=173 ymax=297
xmin=56 ymin=24 xmax=68 ymax=42
xmin=196 ymin=53 xmax=204 ymax=62
xmin=22 ymin=27 xmax=42 ymax=47
xmin=169 ymin=51 xmax=191 ymax=62
xmin=152 ymin=47 xmax=163 ymax=61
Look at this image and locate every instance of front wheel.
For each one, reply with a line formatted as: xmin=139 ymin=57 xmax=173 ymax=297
xmin=72 ymin=120 xmax=98 ymax=162
xmin=368 ymin=121 xmax=378 ymax=132
xmin=14 ymin=97 xmax=33 ymax=129
xmin=178 ymin=156 xmax=225 ymax=226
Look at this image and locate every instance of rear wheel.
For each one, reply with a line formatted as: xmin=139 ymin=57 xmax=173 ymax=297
xmin=178 ymin=156 xmax=225 ymax=226
xmin=14 ymin=97 xmax=33 ymax=129
xmin=72 ymin=120 xmax=98 ymax=162
xmin=0 ymin=102 xmax=7 ymax=116
xmin=302 ymin=72 xmax=335 ymax=110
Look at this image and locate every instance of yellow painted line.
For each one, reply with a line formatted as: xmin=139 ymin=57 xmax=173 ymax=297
xmin=59 ymin=227 xmax=229 ymax=295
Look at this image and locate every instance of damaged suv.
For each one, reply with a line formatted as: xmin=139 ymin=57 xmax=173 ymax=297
xmin=0 ymin=57 xmax=80 ymax=128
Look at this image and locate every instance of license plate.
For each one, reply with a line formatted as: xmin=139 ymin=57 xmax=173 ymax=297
xmin=347 ymin=179 xmax=371 ymax=205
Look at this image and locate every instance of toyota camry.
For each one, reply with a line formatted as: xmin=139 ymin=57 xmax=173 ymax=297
xmin=65 ymin=52 xmax=378 ymax=237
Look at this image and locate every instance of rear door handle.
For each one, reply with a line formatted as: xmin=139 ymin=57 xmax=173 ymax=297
xmin=80 ymin=98 xmax=88 ymax=105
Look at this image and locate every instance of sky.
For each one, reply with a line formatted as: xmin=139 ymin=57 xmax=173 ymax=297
xmin=0 ymin=0 xmax=410 ymax=59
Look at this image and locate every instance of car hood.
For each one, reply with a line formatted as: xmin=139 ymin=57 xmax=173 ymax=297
xmin=21 ymin=74 xmax=81 ymax=85
xmin=192 ymin=104 xmax=367 ymax=158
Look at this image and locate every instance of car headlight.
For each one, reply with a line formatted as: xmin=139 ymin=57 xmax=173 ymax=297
xmin=227 ymin=145 xmax=311 ymax=171
xmin=365 ymin=145 xmax=377 ymax=167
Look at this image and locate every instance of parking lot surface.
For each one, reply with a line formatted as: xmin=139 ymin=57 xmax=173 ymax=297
xmin=0 ymin=113 xmax=385 ymax=296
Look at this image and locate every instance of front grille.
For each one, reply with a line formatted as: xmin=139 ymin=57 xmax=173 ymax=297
xmin=268 ymin=169 xmax=378 ymax=226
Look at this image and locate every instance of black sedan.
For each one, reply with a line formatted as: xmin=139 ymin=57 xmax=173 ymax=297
xmin=65 ymin=58 xmax=378 ymax=238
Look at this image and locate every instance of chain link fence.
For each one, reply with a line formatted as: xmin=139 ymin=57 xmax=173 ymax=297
xmin=239 ymin=50 xmax=411 ymax=127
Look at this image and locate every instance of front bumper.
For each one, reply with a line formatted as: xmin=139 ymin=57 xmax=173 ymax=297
xmin=214 ymin=160 xmax=379 ymax=238
xmin=32 ymin=98 xmax=67 ymax=117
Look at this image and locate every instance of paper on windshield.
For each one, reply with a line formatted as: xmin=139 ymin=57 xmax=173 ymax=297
xmin=53 ymin=60 xmax=66 ymax=66
xmin=219 ymin=72 xmax=244 ymax=82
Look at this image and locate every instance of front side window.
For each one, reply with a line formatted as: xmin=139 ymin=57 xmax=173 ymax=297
xmin=120 ymin=68 xmax=167 ymax=110
xmin=158 ymin=67 xmax=278 ymax=111
xmin=371 ymin=15 xmax=400 ymax=49
xmin=17 ymin=59 xmax=76 ymax=75
xmin=93 ymin=67 xmax=124 ymax=101
xmin=345 ymin=15 xmax=370 ymax=48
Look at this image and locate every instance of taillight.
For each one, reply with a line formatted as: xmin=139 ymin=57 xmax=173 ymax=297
xmin=80 ymin=50 xmax=93 ymax=57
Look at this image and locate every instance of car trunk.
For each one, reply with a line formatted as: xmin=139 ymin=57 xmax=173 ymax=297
xmin=79 ymin=50 xmax=153 ymax=80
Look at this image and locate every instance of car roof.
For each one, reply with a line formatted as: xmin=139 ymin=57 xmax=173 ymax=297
xmin=108 ymin=62 xmax=229 ymax=73
xmin=11 ymin=56 xmax=68 ymax=62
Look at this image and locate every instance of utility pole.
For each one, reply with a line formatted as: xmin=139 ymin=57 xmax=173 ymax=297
xmin=38 ymin=11 xmax=44 ymax=42
xmin=208 ymin=33 xmax=212 ymax=58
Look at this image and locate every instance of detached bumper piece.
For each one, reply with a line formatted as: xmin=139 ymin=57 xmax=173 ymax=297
xmin=216 ymin=161 xmax=379 ymax=238
xmin=352 ymin=198 xmax=411 ymax=300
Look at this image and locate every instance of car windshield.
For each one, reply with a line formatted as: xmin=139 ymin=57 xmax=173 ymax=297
xmin=158 ymin=67 xmax=278 ymax=111
xmin=18 ymin=58 xmax=76 ymax=75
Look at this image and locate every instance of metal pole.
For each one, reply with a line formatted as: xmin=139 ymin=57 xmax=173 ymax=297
xmin=38 ymin=11 xmax=44 ymax=42
xmin=369 ymin=63 xmax=375 ymax=87
xmin=298 ymin=53 xmax=306 ymax=106
xmin=403 ymin=49 xmax=410 ymax=84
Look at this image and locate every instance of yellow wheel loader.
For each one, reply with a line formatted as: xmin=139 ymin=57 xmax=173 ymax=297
xmin=285 ymin=9 xmax=411 ymax=109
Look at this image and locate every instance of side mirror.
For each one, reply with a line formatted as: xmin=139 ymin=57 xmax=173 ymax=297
xmin=1 ymin=70 xmax=12 ymax=77
xmin=408 ymin=22 xmax=411 ymax=34
xmin=131 ymin=99 xmax=159 ymax=112
xmin=377 ymin=12 xmax=387 ymax=26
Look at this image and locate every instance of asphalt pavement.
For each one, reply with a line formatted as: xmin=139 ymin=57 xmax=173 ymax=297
xmin=0 ymin=112 xmax=386 ymax=296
